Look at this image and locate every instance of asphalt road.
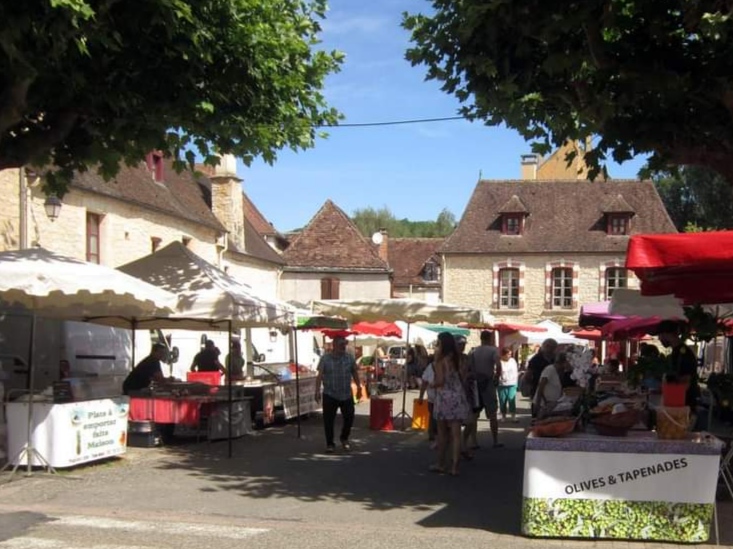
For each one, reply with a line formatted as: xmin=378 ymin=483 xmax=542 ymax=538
xmin=0 ymin=392 xmax=730 ymax=549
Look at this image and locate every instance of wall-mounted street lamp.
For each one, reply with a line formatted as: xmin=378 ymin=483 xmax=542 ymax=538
xmin=43 ymin=194 xmax=62 ymax=221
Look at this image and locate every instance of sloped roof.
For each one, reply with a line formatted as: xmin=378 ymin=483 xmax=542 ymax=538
xmin=388 ymin=238 xmax=444 ymax=287
xmin=282 ymin=200 xmax=390 ymax=271
xmin=72 ymin=159 xmax=225 ymax=232
xmin=441 ymin=180 xmax=676 ymax=254
xmin=226 ymin=212 xmax=286 ymax=265
xmin=498 ymin=195 xmax=529 ymax=213
xmin=601 ymin=194 xmax=635 ymax=213
xmin=243 ymin=193 xmax=279 ymax=237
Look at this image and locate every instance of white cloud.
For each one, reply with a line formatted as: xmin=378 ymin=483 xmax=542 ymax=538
xmin=322 ymin=14 xmax=391 ymax=36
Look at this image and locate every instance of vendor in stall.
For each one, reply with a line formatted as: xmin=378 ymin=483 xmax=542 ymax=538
xmin=533 ymin=352 xmax=571 ymax=419
xmin=657 ymin=320 xmax=701 ymax=427
xmin=225 ymin=339 xmax=245 ymax=380
xmin=190 ymin=339 xmax=225 ymax=373
xmin=122 ymin=343 xmax=168 ymax=395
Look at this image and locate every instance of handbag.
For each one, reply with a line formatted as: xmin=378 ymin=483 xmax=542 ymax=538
xmin=469 ymin=379 xmax=482 ymax=412
xmin=519 ymin=371 xmax=533 ymax=398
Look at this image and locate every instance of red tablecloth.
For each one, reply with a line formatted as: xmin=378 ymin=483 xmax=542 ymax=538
xmin=129 ymin=396 xmax=215 ymax=426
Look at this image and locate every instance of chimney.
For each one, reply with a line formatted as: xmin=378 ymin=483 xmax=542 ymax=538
xmin=210 ymin=154 xmax=245 ymax=251
xmin=378 ymin=229 xmax=388 ymax=263
xmin=520 ymin=153 xmax=540 ymax=180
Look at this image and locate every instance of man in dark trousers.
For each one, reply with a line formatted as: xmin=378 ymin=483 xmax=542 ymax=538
xmin=527 ymin=338 xmax=558 ymax=417
xmin=315 ymin=336 xmax=362 ymax=453
xmin=122 ymin=343 xmax=168 ymax=395
xmin=468 ymin=330 xmax=503 ymax=448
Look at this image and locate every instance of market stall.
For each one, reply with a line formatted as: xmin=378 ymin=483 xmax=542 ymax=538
xmin=0 ymin=247 xmax=175 ymax=471
xmin=522 ymin=431 xmax=722 ymax=542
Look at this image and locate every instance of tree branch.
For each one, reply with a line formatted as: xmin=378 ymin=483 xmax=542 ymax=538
xmin=0 ymin=78 xmax=33 ymax=136
xmin=0 ymin=110 xmax=79 ymax=169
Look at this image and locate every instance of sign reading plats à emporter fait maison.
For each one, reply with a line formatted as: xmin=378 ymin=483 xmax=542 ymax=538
xmin=67 ymin=398 xmax=129 ymax=466
xmin=523 ymin=450 xmax=719 ymax=503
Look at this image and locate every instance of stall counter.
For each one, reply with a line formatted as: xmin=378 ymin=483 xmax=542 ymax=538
xmin=6 ymin=397 xmax=129 ymax=468
xmin=522 ymin=430 xmax=723 ymax=543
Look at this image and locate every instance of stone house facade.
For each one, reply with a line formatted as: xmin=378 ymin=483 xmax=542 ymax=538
xmin=440 ymin=179 xmax=677 ymax=325
xmin=0 ymin=154 xmax=284 ymax=300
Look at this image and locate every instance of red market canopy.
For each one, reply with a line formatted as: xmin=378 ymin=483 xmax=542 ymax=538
xmin=321 ymin=321 xmax=403 ymax=341
xmin=571 ymin=328 xmax=603 ymax=340
xmin=458 ymin=321 xmax=548 ymax=333
xmin=601 ymin=316 xmax=669 ymax=341
xmin=626 ymin=231 xmax=733 ymax=304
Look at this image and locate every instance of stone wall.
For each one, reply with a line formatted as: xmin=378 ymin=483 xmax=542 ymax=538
xmin=279 ymin=272 xmax=391 ymax=303
xmin=443 ymin=253 xmax=639 ymax=323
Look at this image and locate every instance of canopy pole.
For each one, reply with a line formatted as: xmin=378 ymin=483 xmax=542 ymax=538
xmin=290 ymin=327 xmax=301 ymax=439
xmin=395 ymin=323 xmax=412 ymax=431
xmin=227 ymin=320 xmax=233 ymax=459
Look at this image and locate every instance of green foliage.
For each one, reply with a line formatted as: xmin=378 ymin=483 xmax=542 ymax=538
xmin=652 ymin=166 xmax=733 ymax=231
xmin=351 ymin=206 xmax=456 ymax=238
xmin=0 ymin=0 xmax=343 ymax=196
xmin=403 ymin=2 xmax=733 ymax=182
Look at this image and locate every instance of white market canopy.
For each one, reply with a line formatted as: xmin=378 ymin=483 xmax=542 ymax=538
xmin=505 ymin=319 xmax=585 ymax=346
xmin=118 ymin=241 xmax=294 ymax=329
xmin=608 ymin=289 xmax=685 ymax=319
xmin=0 ymin=247 xmax=175 ymax=323
xmin=310 ymin=298 xmax=485 ymax=325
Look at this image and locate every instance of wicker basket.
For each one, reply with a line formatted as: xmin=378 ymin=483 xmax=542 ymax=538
xmin=591 ymin=410 xmax=640 ymax=437
xmin=531 ymin=417 xmax=578 ymax=438
xmin=656 ymin=406 xmax=690 ymax=440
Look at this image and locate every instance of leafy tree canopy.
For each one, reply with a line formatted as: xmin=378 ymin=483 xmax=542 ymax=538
xmin=653 ymin=166 xmax=733 ymax=232
xmin=404 ymin=2 xmax=733 ymax=181
xmin=352 ymin=206 xmax=456 ymax=238
xmin=0 ymin=0 xmax=342 ymax=195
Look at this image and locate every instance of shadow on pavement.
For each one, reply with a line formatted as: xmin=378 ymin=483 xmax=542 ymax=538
xmin=152 ymin=392 xmax=527 ymax=536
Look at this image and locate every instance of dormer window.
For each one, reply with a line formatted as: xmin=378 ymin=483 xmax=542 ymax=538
xmin=145 ymin=151 xmax=165 ymax=182
xmin=607 ymin=214 xmax=630 ymax=235
xmin=423 ymin=261 xmax=439 ymax=282
xmin=601 ymin=194 xmax=634 ymax=236
xmin=498 ymin=194 xmax=528 ymax=236
xmin=502 ymin=214 xmax=523 ymax=235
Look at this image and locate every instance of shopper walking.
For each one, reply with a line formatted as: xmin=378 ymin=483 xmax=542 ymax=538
xmin=498 ymin=347 xmax=519 ymax=422
xmin=467 ymin=330 xmax=503 ymax=448
xmin=315 ymin=336 xmax=362 ymax=453
xmin=430 ymin=332 xmax=470 ymax=476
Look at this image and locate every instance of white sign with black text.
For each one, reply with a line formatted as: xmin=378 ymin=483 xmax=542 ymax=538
xmin=523 ymin=450 xmax=720 ymax=504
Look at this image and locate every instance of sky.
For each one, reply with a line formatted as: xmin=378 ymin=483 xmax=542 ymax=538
xmin=241 ymin=0 xmax=648 ymax=233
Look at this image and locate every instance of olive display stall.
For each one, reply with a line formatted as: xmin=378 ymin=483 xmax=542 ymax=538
xmin=522 ymin=431 xmax=723 ymax=542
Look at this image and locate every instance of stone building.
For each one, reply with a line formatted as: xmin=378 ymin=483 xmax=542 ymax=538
xmin=386 ymin=236 xmax=443 ymax=303
xmin=0 ymin=154 xmax=284 ymax=299
xmin=440 ymin=179 xmax=677 ymax=325
xmin=279 ymin=200 xmax=392 ymax=303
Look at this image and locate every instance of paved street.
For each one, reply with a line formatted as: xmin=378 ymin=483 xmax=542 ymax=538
xmin=0 ymin=392 xmax=731 ymax=548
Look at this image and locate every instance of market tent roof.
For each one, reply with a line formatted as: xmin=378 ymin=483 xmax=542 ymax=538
xmin=310 ymin=298 xmax=484 ymax=324
xmin=0 ymin=247 xmax=175 ymax=324
xmin=505 ymin=320 xmax=586 ymax=346
xmin=578 ymin=301 xmax=625 ymax=327
xmin=626 ymin=231 xmax=733 ymax=304
xmin=420 ymin=324 xmax=470 ymax=337
xmin=608 ymin=289 xmax=685 ymax=318
xmin=601 ymin=316 xmax=669 ymax=341
xmin=118 ymin=241 xmax=294 ymax=329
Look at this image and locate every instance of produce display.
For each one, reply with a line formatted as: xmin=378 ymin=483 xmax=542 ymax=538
xmin=522 ymin=498 xmax=713 ymax=542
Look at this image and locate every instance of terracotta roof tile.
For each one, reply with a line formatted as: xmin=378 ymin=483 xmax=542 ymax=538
xmin=498 ymin=195 xmax=529 ymax=213
xmin=72 ymin=159 xmax=225 ymax=232
xmin=601 ymin=193 xmax=635 ymax=213
xmin=441 ymin=180 xmax=676 ymax=254
xmin=243 ymin=193 xmax=279 ymax=236
xmin=388 ymin=238 xmax=444 ymax=287
xmin=282 ymin=200 xmax=390 ymax=271
xmin=228 ymin=210 xmax=285 ymax=265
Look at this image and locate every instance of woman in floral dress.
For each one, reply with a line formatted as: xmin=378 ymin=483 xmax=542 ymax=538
xmin=430 ymin=332 xmax=470 ymax=476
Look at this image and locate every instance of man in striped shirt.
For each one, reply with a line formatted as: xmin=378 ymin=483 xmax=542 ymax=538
xmin=315 ymin=336 xmax=362 ymax=453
